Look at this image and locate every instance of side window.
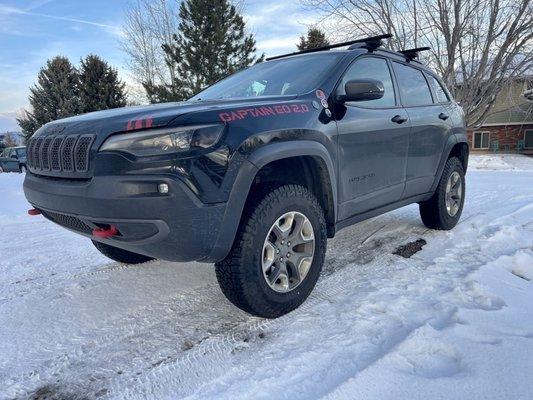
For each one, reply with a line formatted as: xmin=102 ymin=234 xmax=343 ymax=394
xmin=393 ymin=62 xmax=433 ymax=106
xmin=338 ymin=57 xmax=396 ymax=107
xmin=427 ymin=74 xmax=450 ymax=103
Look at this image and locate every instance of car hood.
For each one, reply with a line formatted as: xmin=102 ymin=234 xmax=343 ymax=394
xmin=34 ymin=96 xmax=298 ymax=138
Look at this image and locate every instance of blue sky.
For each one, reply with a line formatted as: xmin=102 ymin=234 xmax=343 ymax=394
xmin=0 ymin=0 xmax=317 ymax=131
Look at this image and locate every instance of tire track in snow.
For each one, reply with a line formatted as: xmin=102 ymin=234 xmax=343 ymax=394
xmin=3 ymin=210 xmax=427 ymax=399
xmin=5 ymin=206 xmax=483 ymax=399
xmin=111 ymin=208 xmax=505 ymax=399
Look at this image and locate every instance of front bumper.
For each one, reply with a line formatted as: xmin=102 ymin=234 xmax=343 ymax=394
xmin=23 ymin=172 xmax=226 ymax=262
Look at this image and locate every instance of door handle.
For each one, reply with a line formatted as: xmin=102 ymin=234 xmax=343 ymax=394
xmin=438 ymin=112 xmax=449 ymax=120
xmin=391 ymin=115 xmax=408 ymax=124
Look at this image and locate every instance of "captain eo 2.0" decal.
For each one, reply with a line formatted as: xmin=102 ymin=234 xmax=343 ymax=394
xmin=219 ymin=103 xmax=311 ymax=123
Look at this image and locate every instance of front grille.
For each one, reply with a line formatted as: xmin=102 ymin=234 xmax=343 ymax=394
xmin=41 ymin=137 xmax=54 ymax=170
xmin=50 ymin=137 xmax=64 ymax=171
xmin=27 ymin=134 xmax=95 ymax=175
xmin=41 ymin=210 xmax=93 ymax=235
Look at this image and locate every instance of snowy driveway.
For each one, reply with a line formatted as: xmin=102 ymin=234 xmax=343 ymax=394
xmin=1 ymin=155 xmax=532 ymax=400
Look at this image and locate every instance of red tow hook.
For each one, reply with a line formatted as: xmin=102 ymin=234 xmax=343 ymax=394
xmin=28 ymin=208 xmax=41 ymax=216
xmin=92 ymin=225 xmax=119 ymax=239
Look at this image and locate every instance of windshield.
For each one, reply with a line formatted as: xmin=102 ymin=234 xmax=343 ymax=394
xmin=190 ymin=53 xmax=344 ymax=101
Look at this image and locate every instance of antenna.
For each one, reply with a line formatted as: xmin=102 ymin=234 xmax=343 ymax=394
xmin=266 ymin=33 xmax=393 ymax=61
xmin=399 ymin=46 xmax=431 ymax=61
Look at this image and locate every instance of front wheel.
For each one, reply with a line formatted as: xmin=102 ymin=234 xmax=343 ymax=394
xmin=215 ymin=185 xmax=327 ymax=318
xmin=419 ymin=157 xmax=465 ymax=230
xmin=20 ymin=165 xmax=27 ymax=173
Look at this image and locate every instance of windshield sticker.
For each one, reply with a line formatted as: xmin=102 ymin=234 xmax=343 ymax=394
xmin=219 ymin=103 xmax=310 ymax=123
xmin=315 ymin=89 xmax=326 ymax=100
xmin=320 ymin=99 xmax=329 ymax=109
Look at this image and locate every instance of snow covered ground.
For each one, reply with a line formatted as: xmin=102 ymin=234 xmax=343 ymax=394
xmin=0 ymin=155 xmax=532 ymax=400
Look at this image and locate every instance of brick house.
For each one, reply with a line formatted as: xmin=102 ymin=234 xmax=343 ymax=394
xmin=466 ymin=76 xmax=533 ymax=154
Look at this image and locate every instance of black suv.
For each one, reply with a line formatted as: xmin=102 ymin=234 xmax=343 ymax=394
xmin=24 ymin=35 xmax=468 ymax=318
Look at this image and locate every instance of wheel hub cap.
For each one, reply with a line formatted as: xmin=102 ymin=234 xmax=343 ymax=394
xmin=262 ymin=211 xmax=315 ymax=293
xmin=445 ymin=171 xmax=462 ymax=217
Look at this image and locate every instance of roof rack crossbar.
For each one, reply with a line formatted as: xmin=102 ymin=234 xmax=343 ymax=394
xmin=399 ymin=46 xmax=431 ymax=61
xmin=265 ymin=33 xmax=393 ymax=61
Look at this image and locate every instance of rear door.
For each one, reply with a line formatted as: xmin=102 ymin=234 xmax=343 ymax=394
xmin=391 ymin=62 xmax=452 ymax=197
xmin=335 ymin=55 xmax=411 ymax=221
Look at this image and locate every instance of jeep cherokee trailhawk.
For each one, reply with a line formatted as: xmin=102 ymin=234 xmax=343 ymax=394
xmin=24 ymin=34 xmax=468 ymax=317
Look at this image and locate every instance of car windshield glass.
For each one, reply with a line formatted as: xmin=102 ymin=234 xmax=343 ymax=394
xmin=190 ymin=53 xmax=343 ymax=101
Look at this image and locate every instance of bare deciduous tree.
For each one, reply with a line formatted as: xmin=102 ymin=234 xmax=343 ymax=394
xmin=3 ymin=132 xmax=18 ymax=148
xmin=121 ymin=0 xmax=246 ymax=103
xmin=303 ymin=0 xmax=533 ymax=126
xmin=121 ymin=0 xmax=180 ymax=101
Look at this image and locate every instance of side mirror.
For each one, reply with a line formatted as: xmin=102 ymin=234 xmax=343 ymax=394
xmin=342 ymin=79 xmax=384 ymax=102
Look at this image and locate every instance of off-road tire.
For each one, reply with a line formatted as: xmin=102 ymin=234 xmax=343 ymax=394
xmin=215 ymin=185 xmax=327 ymax=318
xmin=92 ymin=240 xmax=154 ymax=264
xmin=419 ymin=157 xmax=465 ymax=230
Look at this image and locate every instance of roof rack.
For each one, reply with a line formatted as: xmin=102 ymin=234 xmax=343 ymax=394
xmin=399 ymin=46 xmax=431 ymax=61
xmin=265 ymin=33 xmax=393 ymax=61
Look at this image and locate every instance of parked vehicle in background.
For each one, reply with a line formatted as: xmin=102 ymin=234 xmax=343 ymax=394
xmin=23 ymin=34 xmax=468 ymax=318
xmin=0 ymin=146 xmax=27 ymax=173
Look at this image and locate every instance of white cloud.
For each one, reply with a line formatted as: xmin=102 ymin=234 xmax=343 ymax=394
xmin=257 ymin=37 xmax=301 ymax=51
xmin=243 ymin=0 xmax=319 ymax=57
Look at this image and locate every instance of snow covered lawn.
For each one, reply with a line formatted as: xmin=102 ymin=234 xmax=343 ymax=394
xmin=1 ymin=155 xmax=532 ymax=400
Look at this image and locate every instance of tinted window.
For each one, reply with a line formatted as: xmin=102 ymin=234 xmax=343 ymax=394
xmin=427 ymin=75 xmax=450 ymax=103
xmin=338 ymin=57 xmax=396 ymax=107
xmin=191 ymin=53 xmax=343 ymax=100
xmin=17 ymin=148 xmax=26 ymax=157
xmin=393 ymin=62 xmax=433 ymax=106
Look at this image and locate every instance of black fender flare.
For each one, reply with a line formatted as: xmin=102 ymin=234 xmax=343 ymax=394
xmin=205 ymin=140 xmax=337 ymax=262
xmin=429 ymin=133 xmax=468 ymax=193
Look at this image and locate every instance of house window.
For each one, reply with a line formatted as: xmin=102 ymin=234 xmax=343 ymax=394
xmin=525 ymin=130 xmax=533 ymax=149
xmin=473 ymin=131 xmax=490 ymax=149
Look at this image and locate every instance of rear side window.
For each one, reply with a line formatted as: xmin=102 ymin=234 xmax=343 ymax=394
xmin=393 ymin=62 xmax=433 ymax=106
xmin=338 ymin=57 xmax=396 ymax=107
xmin=427 ymin=75 xmax=450 ymax=103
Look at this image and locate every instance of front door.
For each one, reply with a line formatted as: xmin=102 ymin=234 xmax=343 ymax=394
xmin=335 ymin=56 xmax=410 ymax=221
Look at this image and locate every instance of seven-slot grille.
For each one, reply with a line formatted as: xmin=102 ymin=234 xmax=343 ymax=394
xmin=27 ymin=134 xmax=95 ymax=174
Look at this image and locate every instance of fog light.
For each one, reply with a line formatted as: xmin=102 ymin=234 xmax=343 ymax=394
xmin=158 ymin=183 xmax=169 ymax=194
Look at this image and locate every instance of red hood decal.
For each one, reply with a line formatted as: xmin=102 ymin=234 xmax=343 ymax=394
xmin=219 ymin=103 xmax=310 ymax=123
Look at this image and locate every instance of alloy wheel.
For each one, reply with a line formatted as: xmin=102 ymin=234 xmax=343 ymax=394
xmin=445 ymin=171 xmax=462 ymax=217
xmin=262 ymin=211 xmax=315 ymax=293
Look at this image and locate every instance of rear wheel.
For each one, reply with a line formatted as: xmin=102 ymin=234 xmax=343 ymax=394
xmin=92 ymin=240 xmax=154 ymax=264
xmin=419 ymin=157 xmax=465 ymax=230
xmin=215 ymin=184 xmax=327 ymax=318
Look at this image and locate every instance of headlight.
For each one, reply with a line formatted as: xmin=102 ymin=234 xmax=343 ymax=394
xmin=100 ymin=124 xmax=224 ymax=156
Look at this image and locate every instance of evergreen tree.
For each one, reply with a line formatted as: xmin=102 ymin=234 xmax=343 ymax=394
xmin=144 ymin=0 xmax=262 ymax=103
xmin=78 ymin=55 xmax=127 ymax=113
xmin=297 ymin=28 xmax=329 ymax=51
xmin=17 ymin=56 xmax=80 ymax=139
